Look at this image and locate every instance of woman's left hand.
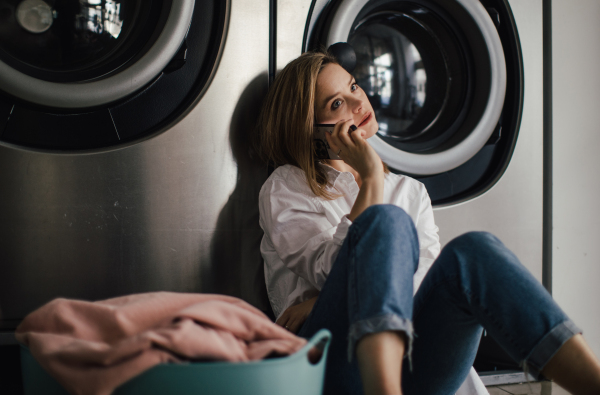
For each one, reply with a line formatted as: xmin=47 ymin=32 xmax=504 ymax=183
xmin=276 ymin=295 xmax=318 ymax=334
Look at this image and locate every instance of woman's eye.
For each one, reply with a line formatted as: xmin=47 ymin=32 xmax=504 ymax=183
xmin=332 ymin=99 xmax=342 ymax=110
xmin=351 ymin=83 xmax=358 ymax=92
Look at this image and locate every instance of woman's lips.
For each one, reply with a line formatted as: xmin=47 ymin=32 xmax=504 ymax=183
xmin=359 ymin=112 xmax=372 ymax=127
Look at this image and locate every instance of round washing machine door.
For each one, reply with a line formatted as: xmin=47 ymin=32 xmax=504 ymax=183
xmin=305 ymin=0 xmax=524 ymax=205
xmin=0 ymin=0 xmax=227 ymax=150
xmin=317 ymin=0 xmax=506 ymax=175
xmin=0 ymin=0 xmax=193 ymax=109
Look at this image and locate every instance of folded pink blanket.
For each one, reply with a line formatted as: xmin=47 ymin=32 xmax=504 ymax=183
xmin=16 ymin=292 xmax=307 ymax=395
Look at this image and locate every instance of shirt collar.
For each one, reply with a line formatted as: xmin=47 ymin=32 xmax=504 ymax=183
xmin=319 ymin=164 xmax=356 ymax=189
xmin=320 ymin=163 xmax=392 ymax=188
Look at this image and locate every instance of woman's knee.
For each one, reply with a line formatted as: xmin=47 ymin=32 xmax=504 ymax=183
xmin=351 ymin=205 xmax=419 ymax=272
xmin=355 ymin=204 xmax=415 ymax=236
xmin=443 ymin=231 xmax=515 ymax=271
xmin=449 ymin=231 xmax=500 ymax=250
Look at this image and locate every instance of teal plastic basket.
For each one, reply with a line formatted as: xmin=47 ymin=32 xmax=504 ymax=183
xmin=20 ymin=329 xmax=331 ymax=395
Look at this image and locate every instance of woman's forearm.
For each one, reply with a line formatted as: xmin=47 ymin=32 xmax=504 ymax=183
xmin=348 ymin=176 xmax=384 ymax=221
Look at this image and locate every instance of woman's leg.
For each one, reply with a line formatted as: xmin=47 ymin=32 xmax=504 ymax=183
xmin=298 ymin=204 xmax=419 ymax=395
xmin=299 ymin=209 xmax=596 ymax=394
xmin=541 ymin=334 xmax=600 ymax=394
xmin=403 ymin=231 xmax=589 ymax=394
xmin=356 ymin=331 xmax=406 ymax=395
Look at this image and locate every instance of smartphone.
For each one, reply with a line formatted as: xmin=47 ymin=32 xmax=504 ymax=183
xmin=313 ymin=123 xmax=341 ymax=160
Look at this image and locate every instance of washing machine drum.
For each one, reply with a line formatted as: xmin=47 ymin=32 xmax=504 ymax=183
xmin=0 ymin=0 xmax=226 ymax=150
xmin=308 ymin=0 xmax=510 ymax=176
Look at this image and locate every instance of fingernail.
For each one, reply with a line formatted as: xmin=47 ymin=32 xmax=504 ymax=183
xmin=350 ymin=125 xmax=357 ymax=132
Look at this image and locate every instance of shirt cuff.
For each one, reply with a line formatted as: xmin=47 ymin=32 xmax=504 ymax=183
xmin=332 ymin=215 xmax=352 ymax=246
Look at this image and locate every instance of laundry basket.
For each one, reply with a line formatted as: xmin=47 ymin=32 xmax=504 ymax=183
xmin=20 ymin=329 xmax=331 ymax=395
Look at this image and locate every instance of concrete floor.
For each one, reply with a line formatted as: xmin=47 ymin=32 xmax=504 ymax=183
xmin=488 ymin=382 xmax=570 ymax=395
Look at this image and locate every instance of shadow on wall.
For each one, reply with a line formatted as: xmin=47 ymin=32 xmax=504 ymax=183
xmin=209 ymin=73 xmax=274 ymax=320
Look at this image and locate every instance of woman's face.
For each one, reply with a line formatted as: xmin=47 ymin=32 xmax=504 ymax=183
xmin=315 ymin=63 xmax=378 ymax=139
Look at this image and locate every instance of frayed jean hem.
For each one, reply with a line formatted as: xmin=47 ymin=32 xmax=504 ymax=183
xmin=347 ymin=313 xmax=414 ymax=366
xmin=522 ymin=319 xmax=582 ymax=379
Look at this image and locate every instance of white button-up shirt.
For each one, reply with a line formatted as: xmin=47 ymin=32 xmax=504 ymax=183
xmin=259 ymin=164 xmax=440 ymax=320
xmin=258 ymin=163 xmax=487 ymax=395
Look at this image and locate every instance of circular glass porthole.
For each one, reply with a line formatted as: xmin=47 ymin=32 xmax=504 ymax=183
xmin=349 ymin=8 xmax=470 ymax=153
xmin=0 ymin=0 xmax=165 ymax=83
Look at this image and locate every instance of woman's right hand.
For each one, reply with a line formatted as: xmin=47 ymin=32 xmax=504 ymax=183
xmin=325 ymin=119 xmax=384 ymax=181
xmin=326 ymin=119 xmax=385 ymax=221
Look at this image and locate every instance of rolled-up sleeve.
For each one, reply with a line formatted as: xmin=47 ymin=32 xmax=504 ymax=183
xmin=260 ymin=178 xmax=348 ymax=290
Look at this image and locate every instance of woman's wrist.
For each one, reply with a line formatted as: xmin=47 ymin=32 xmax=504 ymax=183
xmin=348 ymin=171 xmax=384 ymax=221
xmin=357 ymin=159 xmax=385 ymax=182
xmin=360 ymin=170 xmax=384 ymax=186
xmin=360 ymin=177 xmax=384 ymax=203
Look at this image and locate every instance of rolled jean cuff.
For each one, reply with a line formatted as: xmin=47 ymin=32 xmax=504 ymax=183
xmin=347 ymin=313 xmax=413 ymax=363
xmin=523 ymin=320 xmax=582 ymax=379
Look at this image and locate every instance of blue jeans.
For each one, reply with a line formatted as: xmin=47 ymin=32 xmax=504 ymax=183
xmin=297 ymin=205 xmax=581 ymax=395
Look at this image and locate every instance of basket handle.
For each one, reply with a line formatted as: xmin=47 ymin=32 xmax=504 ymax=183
xmin=297 ymin=329 xmax=331 ymax=367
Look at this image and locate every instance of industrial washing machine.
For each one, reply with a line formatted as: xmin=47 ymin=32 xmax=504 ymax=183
xmin=0 ymin=0 xmax=272 ymax=341
xmin=276 ymin=0 xmax=543 ymax=384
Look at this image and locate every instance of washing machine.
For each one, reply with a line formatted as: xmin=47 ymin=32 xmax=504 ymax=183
xmin=277 ymin=0 xmax=543 ymax=382
xmin=0 ymin=0 xmax=272 ymax=344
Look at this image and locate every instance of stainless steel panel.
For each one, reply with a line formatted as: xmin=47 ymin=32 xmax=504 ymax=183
xmin=277 ymin=0 xmax=311 ymax=70
xmin=0 ymin=0 xmax=271 ymax=326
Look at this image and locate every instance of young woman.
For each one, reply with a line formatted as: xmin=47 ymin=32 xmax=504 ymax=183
xmin=256 ymin=50 xmax=600 ymax=395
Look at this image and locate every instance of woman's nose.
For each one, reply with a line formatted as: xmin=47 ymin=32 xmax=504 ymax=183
xmin=351 ymin=97 xmax=363 ymax=114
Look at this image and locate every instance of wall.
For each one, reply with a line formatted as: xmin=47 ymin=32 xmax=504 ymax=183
xmin=552 ymin=0 xmax=600 ymax=357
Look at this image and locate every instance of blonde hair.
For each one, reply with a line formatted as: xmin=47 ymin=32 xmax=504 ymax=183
xmin=256 ymin=51 xmax=340 ymax=200
xmin=256 ymin=51 xmax=389 ymax=200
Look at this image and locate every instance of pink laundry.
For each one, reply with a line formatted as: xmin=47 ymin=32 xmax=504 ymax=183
xmin=15 ymin=292 xmax=307 ymax=395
